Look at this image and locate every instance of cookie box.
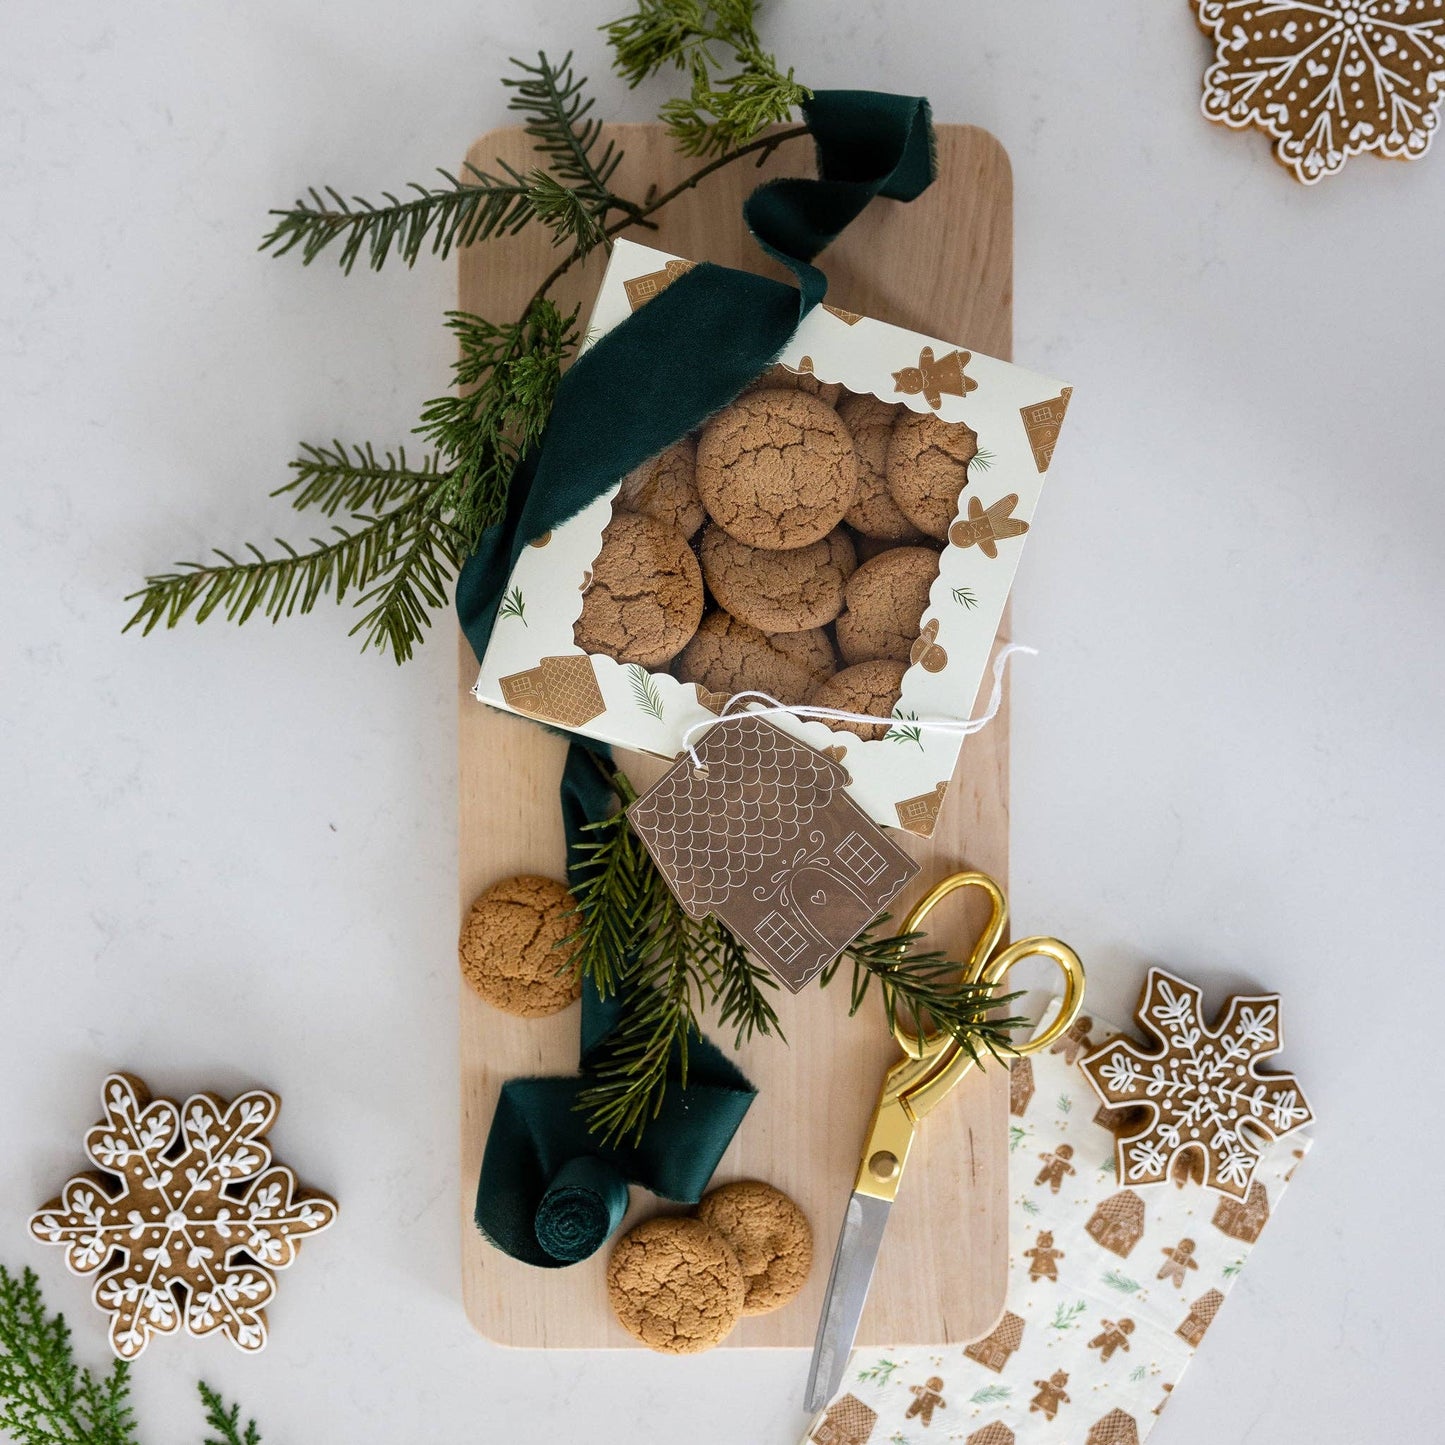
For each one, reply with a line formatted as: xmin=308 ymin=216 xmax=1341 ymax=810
xmin=471 ymin=239 xmax=1072 ymax=837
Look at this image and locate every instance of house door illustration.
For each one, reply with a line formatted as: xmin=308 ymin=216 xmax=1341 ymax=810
xmin=791 ymin=865 xmax=875 ymax=945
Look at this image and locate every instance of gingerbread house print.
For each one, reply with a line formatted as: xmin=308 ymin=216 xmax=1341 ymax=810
xmin=1085 ymin=1191 xmax=1146 ymax=1259
xmin=1212 ymin=1180 xmax=1270 ymax=1243
xmin=1019 ymin=387 xmax=1072 ymax=472
xmin=622 ymin=257 xmax=695 ymax=311
xmin=963 ymin=1311 xmax=1025 ymax=1374
xmin=894 ymin=780 xmax=948 ymax=838
xmin=498 ymin=654 xmax=606 ymax=728
xmin=966 ymin=1425 xmax=1015 ymax=1445
xmin=1085 ymin=1408 xmax=1140 ymax=1445
xmin=1177 ymin=1287 xmax=1225 ymax=1347
xmin=810 ymin=1393 xmax=877 ymax=1445
xmin=628 ymin=714 xmax=917 ymax=990
xmin=1009 ymin=1056 xmax=1035 ymax=1117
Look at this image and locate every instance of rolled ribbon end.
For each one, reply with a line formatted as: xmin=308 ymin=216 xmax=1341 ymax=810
xmin=534 ymin=1155 xmax=631 ymax=1264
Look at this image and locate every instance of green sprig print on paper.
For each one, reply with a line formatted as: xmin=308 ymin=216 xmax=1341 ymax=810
xmin=1056 ymin=1093 xmax=1072 ymax=1114
xmin=883 ymin=711 xmax=923 ymax=748
xmin=951 ymin=586 xmax=979 ymax=610
xmin=1049 ymin=1300 xmax=1087 ymax=1331
xmin=1129 ymin=1365 xmax=1148 ymax=1383
xmin=1020 ymin=1197 xmax=1041 ymax=1216
xmin=1102 ymin=1269 xmax=1142 ymax=1294
xmin=1223 ymin=1258 xmax=1244 ymax=1278
xmin=857 ymin=1358 xmax=901 ymax=1386
xmin=969 ymin=447 xmax=995 ymax=472
xmin=969 ymin=1385 xmax=1011 ymax=1405
xmin=627 ymin=664 xmax=665 ymax=721
xmin=498 ymin=585 xmax=526 ymax=624
xmin=1009 ymin=1125 xmax=1027 ymax=1152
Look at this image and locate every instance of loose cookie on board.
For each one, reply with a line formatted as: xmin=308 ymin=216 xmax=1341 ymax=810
xmin=459 ymin=874 xmax=583 ymax=1018
xmin=606 ymin=1216 xmax=745 ymax=1353
xmin=696 ymin=1180 xmax=812 ymax=1315
xmin=1193 ymin=1 xmax=1445 ymax=184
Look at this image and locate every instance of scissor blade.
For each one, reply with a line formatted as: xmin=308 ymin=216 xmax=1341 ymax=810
xmin=804 ymin=1191 xmax=893 ymax=1413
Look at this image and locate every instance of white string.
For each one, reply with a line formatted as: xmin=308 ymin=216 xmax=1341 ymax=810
xmin=680 ymin=642 xmax=1038 ymax=771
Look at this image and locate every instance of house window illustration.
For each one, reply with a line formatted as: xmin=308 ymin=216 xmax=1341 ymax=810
xmin=756 ymin=910 xmax=807 ymax=963
xmin=835 ymin=831 xmax=887 ymax=886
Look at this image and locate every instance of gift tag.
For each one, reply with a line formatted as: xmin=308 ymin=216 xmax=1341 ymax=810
xmin=627 ymin=713 xmax=919 ymax=991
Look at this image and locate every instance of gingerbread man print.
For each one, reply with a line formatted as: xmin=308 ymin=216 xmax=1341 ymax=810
xmin=1029 ymin=1370 xmax=1071 ymax=1422
xmin=905 ymin=1377 xmax=946 ymax=1427
xmin=1158 ymin=1237 xmax=1199 ymax=1288
xmin=1023 ymin=1230 xmax=1065 ymax=1282
xmin=892 ymin=346 xmax=976 ymax=410
xmin=1034 ymin=1143 xmax=1075 ymax=1194
xmin=1088 ymin=1317 xmax=1134 ymax=1362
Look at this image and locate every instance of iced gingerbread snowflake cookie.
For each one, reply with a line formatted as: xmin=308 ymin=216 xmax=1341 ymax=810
xmin=29 ymin=1073 xmax=337 ymax=1357
xmin=1194 ymin=1 xmax=1445 ymax=183
xmin=1080 ymin=968 xmax=1313 ymax=1198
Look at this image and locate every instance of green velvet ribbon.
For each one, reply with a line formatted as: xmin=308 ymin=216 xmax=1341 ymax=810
xmin=464 ymin=91 xmax=937 ymax=1268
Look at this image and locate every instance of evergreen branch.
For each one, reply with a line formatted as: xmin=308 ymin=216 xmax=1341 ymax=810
xmin=694 ymin=913 xmax=783 ymax=1049
xmin=824 ymin=918 xmax=1030 ymax=1063
xmin=0 ymin=1264 xmax=138 ymax=1445
xmin=273 ymin=441 xmax=449 ymax=517
xmin=349 ymin=505 xmax=467 ymax=664
xmin=123 ymin=495 xmax=437 ymax=643
xmin=259 ymin=163 xmax=538 ymax=273
xmin=606 ymin=0 xmax=810 ymax=155
xmin=198 ymin=1383 xmax=261 ymax=1445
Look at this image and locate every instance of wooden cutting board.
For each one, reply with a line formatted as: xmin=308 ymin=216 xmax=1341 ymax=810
xmin=458 ymin=123 xmax=1015 ymax=1349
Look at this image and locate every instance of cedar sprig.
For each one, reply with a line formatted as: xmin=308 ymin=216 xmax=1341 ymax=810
xmin=567 ymin=769 xmax=782 ymax=1143
xmin=606 ymin=0 xmax=810 ymax=155
xmin=825 ymin=919 xmax=1030 ymax=1064
xmin=0 ymin=1263 xmax=264 ymax=1445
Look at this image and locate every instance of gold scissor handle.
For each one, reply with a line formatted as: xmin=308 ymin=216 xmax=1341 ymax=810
xmin=853 ymin=871 xmax=1086 ymax=1204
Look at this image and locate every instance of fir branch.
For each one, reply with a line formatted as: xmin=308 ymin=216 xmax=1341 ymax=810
xmin=567 ymin=771 xmax=780 ymax=1141
xmin=198 ymin=1383 xmax=261 ymax=1445
xmin=274 ymin=441 xmax=449 ymax=517
xmin=122 ymin=485 xmax=466 ymax=664
xmin=824 ymin=918 xmax=1029 ymax=1064
xmin=259 ymin=162 xmax=538 ymax=273
xmin=417 ymin=303 xmax=578 ymax=548
xmin=0 ymin=1264 xmax=138 ymax=1445
xmin=606 ymin=0 xmax=811 ymax=156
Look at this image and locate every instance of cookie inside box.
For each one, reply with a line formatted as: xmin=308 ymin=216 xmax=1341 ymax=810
xmin=573 ymin=363 xmax=972 ymax=743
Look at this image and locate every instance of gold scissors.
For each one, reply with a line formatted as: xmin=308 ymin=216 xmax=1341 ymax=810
xmin=805 ymin=871 xmax=1085 ymax=1412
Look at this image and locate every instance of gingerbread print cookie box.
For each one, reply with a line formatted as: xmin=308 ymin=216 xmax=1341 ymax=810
xmin=472 ymin=239 xmax=1074 ymax=835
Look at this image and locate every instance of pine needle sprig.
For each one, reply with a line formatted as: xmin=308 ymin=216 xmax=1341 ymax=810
xmin=0 ymin=1264 xmax=138 ymax=1445
xmin=606 ymin=0 xmax=811 ymax=156
xmin=566 ymin=769 xmax=781 ymax=1142
xmin=418 ymin=302 xmax=578 ymax=547
xmin=274 ymin=441 xmax=449 ymax=517
xmin=259 ymin=161 xmax=541 ymax=273
xmin=198 ymin=1382 xmax=261 ymax=1445
xmin=825 ymin=918 xmax=1030 ymax=1065
xmin=123 ymin=493 xmax=438 ymax=635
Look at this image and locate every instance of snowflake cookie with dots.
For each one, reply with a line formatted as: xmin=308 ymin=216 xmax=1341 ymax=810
xmin=1194 ymin=1 xmax=1445 ymax=183
xmin=1079 ymin=969 xmax=1313 ymax=1198
xmin=30 ymin=1073 xmax=337 ymax=1357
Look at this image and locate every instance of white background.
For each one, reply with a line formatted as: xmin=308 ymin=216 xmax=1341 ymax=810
xmin=2 ymin=3 xmax=1440 ymax=1441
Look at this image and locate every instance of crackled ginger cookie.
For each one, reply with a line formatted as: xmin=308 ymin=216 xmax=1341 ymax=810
xmin=887 ymin=410 xmax=980 ymax=539
xmin=838 ymin=393 xmax=925 ymax=542
xmin=573 ymin=512 xmax=703 ymax=668
xmin=696 ymin=1181 xmax=812 ymax=1316
xmin=699 ymin=525 xmax=856 ymax=634
xmin=675 ymin=611 xmax=835 ymax=708
xmin=606 ymin=1216 xmax=745 ymax=1353
xmin=742 ymin=360 xmax=844 ymax=408
xmin=835 ymin=546 xmax=940 ymax=666
xmin=808 ymin=659 xmax=908 ymax=741
xmin=695 ymin=389 xmax=858 ymax=549
xmin=459 ymin=874 xmax=582 ymax=1017
xmin=613 ymin=437 xmax=706 ymax=540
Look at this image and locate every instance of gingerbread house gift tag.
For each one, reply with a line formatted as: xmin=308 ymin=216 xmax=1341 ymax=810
xmin=627 ymin=714 xmax=919 ymax=991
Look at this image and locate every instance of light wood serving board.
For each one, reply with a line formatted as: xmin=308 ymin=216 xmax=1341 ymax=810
xmin=459 ymin=123 xmax=1015 ymax=1349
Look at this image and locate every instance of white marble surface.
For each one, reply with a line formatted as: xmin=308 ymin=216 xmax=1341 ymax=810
xmin=2 ymin=2 xmax=1440 ymax=1440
